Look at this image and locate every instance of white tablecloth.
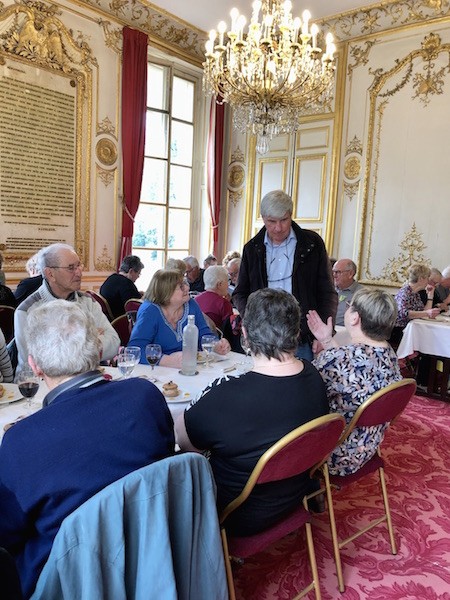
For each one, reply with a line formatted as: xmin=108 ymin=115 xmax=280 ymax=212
xmin=0 ymin=351 xmax=250 ymax=442
xmin=396 ymin=317 xmax=450 ymax=359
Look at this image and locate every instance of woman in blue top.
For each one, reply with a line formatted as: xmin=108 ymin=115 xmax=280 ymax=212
xmin=130 ymin=269 xmax=230 ymax=367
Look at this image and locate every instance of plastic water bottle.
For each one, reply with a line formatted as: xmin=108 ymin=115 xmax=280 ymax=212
xmin=181 ymin=315 xmax=198 ymax=376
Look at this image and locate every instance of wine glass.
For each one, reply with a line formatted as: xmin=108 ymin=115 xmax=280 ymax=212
xmin=17 ymin=367 xmax=40 ymax=410
xmin=117 ymin=349 xmax=136 ymax=379
xmin=145 ymin=344 xmax=162 ymax=375
xmin=201 ymin=334 xmax=218 ymax=368
xmin=125 ymin=346 xmax=141 ymax=367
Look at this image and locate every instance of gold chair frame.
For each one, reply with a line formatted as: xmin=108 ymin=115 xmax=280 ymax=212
xmin=220 ymin=413 xmax=346 ymax=600
xmin=307 ymin=378 xmax=417 ymax=593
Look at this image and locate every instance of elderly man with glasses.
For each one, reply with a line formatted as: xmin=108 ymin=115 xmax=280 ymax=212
xmin=14 ymin=243 xmax=120 ymax=377
xmin=183 ymin=255 xmax=205 ymax=294
xmin=332 ymin=258 xmax=362 ymax=326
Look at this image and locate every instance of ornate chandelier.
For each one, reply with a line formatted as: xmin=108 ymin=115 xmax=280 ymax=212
xmin=203 ymin=0 xmax=336 ymax=154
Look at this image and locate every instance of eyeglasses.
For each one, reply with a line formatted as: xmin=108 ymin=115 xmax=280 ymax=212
xmin=49 ymin=263 xmax=83 ymax=272
xmin=345 ymin=301 xmax=352 ymax=309
xmin=332 ymin=269 xmax=351 ymax=275
xmin=178 ymin=279 xmax=190 ymax=290
xmin=185 ymin=267 xmax=195 ymax=275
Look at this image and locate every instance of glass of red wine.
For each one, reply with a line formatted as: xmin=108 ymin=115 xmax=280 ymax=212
xmin=17 ymin=367 xmax=40 ymax=410
xmin=145 ymin=344 xmax=162 ymax=379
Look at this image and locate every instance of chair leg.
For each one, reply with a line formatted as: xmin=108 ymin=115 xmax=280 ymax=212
xmin=323 ymin=465 xmax=345 ymax=593
xmin=303 ymin=521 xmax=321 ymax=600
xmin=221 ymin=529 xmax=237 ymax=600
xmin=378 ymin=464 xmax=397 ymax=555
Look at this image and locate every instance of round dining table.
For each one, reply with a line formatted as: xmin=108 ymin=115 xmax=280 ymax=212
xmin=0 ymin=351 xmax=250 ymax=443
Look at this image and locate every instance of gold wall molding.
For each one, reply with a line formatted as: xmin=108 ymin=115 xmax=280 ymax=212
xmin=380 ymin=223 xmax=429 ymax=284
xmin=94 ymin=244 xmax=114 ymax=271
xmin=96 ymin=137 xmax=117 ymax=166
xmin=0 ymin=0 xmax=95 ymax=268
xmin=348 ymin=40 xmax=378 ymax=76
xmin=97 ymin=19 xmax=122 ymax=56
xmin=359 ymin=31 xmax=450 ymax=284
xmin=96 ymin=164 xmax=115 ymax=187
xmin=227 ymin=146 xmax=245 ymax=208
xmin=97 ymin=115 xmax=116 ymax=137
xmin=318 ymin=0 xmax=450 ymax=43
xmin=343 ymin=135 xmax=363 ymax=201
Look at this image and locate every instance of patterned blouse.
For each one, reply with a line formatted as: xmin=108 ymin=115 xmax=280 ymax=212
xmin=395 ymin=283 xmax=424 ymax=328
xmin=313 ymin=344 xmax=401 ymax=476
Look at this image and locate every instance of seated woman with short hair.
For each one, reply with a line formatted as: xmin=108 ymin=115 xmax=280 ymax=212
xmin=176 ymin=288 xmax=328 ymax=536
xmin=307 ymin=288 xmax=401 ymax=477
xmin=194 ymin=265 xmax=233 ymax=328
xmin=129 ymin=269 xmax=230 ymax=368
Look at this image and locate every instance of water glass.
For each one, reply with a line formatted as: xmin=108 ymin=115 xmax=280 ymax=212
xmin=201 ymin=334 xmax=218 ymax=368
xmin=117 ymin=349 xmax=136 ymax=379
xmin=125 ymin=346 xmax=141 ymax=366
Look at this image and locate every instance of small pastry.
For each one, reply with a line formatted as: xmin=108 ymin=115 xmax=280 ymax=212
xmin=162 ymin=381 xmax=179 ymax=398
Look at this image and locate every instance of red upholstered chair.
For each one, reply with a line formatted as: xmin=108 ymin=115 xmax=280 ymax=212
xmin=111 ymin=314 xmax=132 ymax=346
xmin=0 ymin=305 xmax=15 ymax=344
xmin=124 ymin=298 xmax=143 ymax=313
xmin=85 ymin=291 xmax=114 ymax=321
xmin=308 ymin=378 xmax=417 ymax=592
xmin=220 ymin=413 xmax=346 ymax=600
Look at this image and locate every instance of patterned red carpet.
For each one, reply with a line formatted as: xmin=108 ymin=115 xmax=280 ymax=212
xmin=234 ymin=396 xmax=450 ymax=599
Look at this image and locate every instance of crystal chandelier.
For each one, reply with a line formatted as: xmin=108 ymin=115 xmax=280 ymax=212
xmin=203 ymin=0 xmax=336 ymax=154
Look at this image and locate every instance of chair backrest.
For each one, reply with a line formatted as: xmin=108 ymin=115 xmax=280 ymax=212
xmin=124 ymin=298 xmax=142 ymax=313
xmin=340 ymin=378 xmax=417 ymax=439
xmin=0 ymin=305 xmax=15 ymax=344
xmin=85 ymin=291 xmax=113 ymax=321
xmin=220 ymin=413 xmax=345 ymax=523
xmin=111 ymin=314 xmax=131 ymax=346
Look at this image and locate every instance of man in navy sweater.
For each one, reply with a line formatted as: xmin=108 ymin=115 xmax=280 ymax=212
xmin=0 ymin=301 xmax=174 ymax=598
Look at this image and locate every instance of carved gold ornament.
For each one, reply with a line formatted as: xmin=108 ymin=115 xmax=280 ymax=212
xmin=94 ymin=245 xmax=115 ymax=271
xmin=227 ymin=164 xmax=245 ymax=191
xmin=344 ymin=156 xmax=361 ymax=180
xmin=380 ymin=224 xmax=429 ymax=283
xmin=96 ymin=138 xmax=117 ymax=166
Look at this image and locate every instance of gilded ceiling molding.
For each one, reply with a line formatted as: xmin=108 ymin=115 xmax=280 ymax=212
xmin=380 ymin=224 xmax=429 ymax=283
xmin=77 ymin=0 xmax=204 ymax=65
xmin=318 ymin=0 xmax=450 ymax=42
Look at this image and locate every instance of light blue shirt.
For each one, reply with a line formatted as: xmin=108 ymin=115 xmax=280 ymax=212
xmin=264 ymin=227 xmax=297 ymax=294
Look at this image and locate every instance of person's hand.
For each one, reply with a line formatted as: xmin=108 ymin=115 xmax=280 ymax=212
xmin=425 ymin=283 xmax=435 ymax=294
xmin=306 ymin=310 xmax=333 ymax=344
xmin=214 ymin=338 xmax=231 ymax=355
xmin=312 ymin=339 xmax=324 ymax=355
xmin=159 ymin=352 xmax=183 ymax=368
xmin=426 ymin=308 xmax=440 ymax=319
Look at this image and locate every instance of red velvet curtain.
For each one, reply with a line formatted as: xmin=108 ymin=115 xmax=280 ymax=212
xmin=206 ymin=97 xmax=225 ymax=257
xmin=119 ymin=26 xmax=148 ymax=266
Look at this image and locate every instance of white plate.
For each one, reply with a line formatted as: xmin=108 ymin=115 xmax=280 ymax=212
xmin=164 ymin=390 xmax=192 ymax=403
xmin=0 ymin=384 xmax=23 ymax=405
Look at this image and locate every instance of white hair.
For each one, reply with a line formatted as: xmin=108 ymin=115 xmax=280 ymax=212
xmin=442 ymin=265 xmax=450 ymax=279
xmin=26 ymin=300 xmax=101 ymax=377
xmin=183 ymin=255 xmax=199 ymax=269
xmin=37 ymin=243 xmax=76 ymax=274
xmin=203 ymin=265 xmax=228 ymax=290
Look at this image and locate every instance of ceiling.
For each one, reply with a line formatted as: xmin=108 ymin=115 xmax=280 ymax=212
xmin=148 ymin=0 xmax=376 ymax=33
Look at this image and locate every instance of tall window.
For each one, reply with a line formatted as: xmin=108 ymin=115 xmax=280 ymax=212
xmin=132 ymin=62 xmax=197 ymax=291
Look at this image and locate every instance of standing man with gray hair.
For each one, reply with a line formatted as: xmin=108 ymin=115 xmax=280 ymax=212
xmin=14 ymin=243 xmax=120 ymax=376
xmin=332 ymin=258 xmax=362 ymax=326
xmin=233 ymin=190 xmax=337 ymax=360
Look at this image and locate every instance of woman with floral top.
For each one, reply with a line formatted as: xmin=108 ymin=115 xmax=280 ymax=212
xmin=307 ymin=288 xmax=401 ymax=476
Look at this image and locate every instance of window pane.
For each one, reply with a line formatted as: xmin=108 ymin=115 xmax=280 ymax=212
xmin=172 ymin=77 xmax=194 ymax=122
xmin=169 ymin=165 xmax=192 ymax=208
xmin=133 ymin=249 xmax=165 ymax=292
xmin=147 ymin=64 xmax=169 ymax=111
xmin=168 ymin=208 xmax=190 ymax=249
xmin=141 ymin=158 xmax=167 ymax=204
xmin=145 ymin=112 xmax=168 ymax=159
xmin=171 ymin=122 xmax=193 ymax=166
xmin=133 ymin=204 xmax=165 ymax=248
